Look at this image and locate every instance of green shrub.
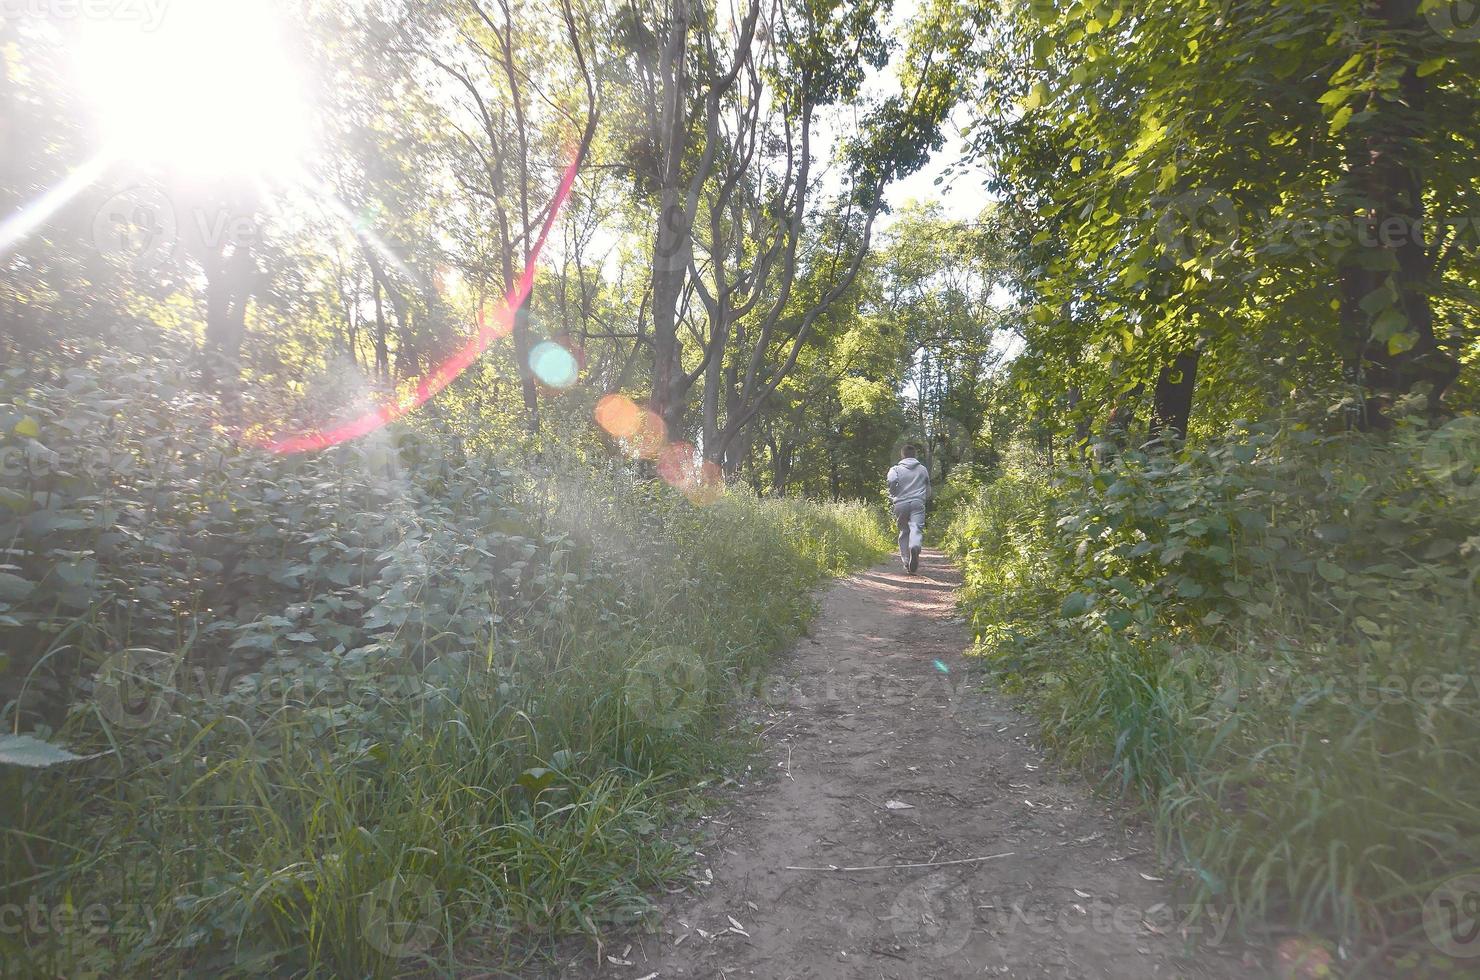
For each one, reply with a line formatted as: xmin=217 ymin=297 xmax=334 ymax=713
xmin=945 ymin=420 xmax=1480 ymax=966
xmin=0 ymin=354 xmax=889 ymax=977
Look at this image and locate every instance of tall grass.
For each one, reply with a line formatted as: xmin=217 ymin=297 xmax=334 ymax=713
xmin=943 ymin=420 xmax=1480 ymax=974
xmin=0 ymin=357 xmax=890 ymax=977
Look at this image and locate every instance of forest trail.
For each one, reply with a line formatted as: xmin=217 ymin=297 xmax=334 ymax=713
xmin=582 ymin=552 xmax=1253 ymax=979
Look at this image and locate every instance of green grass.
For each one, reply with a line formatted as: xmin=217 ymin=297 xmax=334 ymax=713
xmin=942 ymin=422 xmax=1480 ymax=975
xmin=1 ymin=405 xmax=890 ymax=978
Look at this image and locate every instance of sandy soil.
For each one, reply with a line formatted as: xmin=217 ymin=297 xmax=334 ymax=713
xmin=555 ymin=551 xmax=1260 ymax=979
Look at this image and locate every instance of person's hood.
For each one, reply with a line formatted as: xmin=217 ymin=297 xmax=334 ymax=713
xmin=899 ymin=457 xmax=923 ymax=469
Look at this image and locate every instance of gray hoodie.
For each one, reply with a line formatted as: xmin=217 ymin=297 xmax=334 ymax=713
xmin=887 ymin=457 xmax=931 ymax=507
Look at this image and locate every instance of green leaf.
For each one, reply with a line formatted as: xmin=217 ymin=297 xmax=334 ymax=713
xmin=1317 ymin=87 xmax=1351 ymax=108
xmin=0 ymin=487 xmax=30 ymax=512
xmin=1387 ymin=332 xmax=1416 ymax=356
xmin=1060 ymin=592 xmax=1093 ymax=617
xmin=12 ymin=416 xmax=39 ymax=438
xmin=1316 ymin=560 xmax=1347 ymax=583
xmin=0 ymin=572 xmax=35 ymax=602
xmin=1373 ymin=307 xmax=1409 ymax=338
xmin=0 ymin=734 xmax=99 ymax=768
xmin=1416 ymin=56 xmax=1446 ymax=78
xmin=1329 ymin=106 xmax=1354 ymax=134
xmin=1359 ymin=284 xmax=1396 ymax=315
xmin=516 ymin=767 xmax=557 ymax=797
xmin=1332 ymin=53 xmax=1365 ymax=82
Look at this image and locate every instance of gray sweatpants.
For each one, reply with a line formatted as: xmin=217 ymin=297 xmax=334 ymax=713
xmin=893 ymin=499 xmax=925 ymax=565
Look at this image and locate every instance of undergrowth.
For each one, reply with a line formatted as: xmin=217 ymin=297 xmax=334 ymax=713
xmin=0 ymin=353 xmax=889 ymax=977
xmin=944 ymin=419 xmax=1480 ymax=975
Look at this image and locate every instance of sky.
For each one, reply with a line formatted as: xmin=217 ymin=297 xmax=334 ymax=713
xmin=882 ymin=108 xmax=994 ymax=228
xmin=873 ymin=0 xmax=995 ymax=228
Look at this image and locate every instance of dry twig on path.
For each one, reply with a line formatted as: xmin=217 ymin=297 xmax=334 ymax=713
xmin=783 ymin=852 xmax=1015 ymax=872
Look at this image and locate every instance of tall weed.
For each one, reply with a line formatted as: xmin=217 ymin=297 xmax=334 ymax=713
xmin=945 ymin=419 xmax=1480 ymax=970
xmin=0 ymin=354 xmax=889 ymax=977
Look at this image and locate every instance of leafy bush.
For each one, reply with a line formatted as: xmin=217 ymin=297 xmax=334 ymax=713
xmin=946 ymin=419 xmax=1480 ymax=969
xmin=0 ymin=353 xmax=889 ymax=977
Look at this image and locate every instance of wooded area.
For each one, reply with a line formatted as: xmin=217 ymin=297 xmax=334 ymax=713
xmin=2 ymin=0 xmax=1477 ymax=975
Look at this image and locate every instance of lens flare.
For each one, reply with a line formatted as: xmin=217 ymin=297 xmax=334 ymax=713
xmin=0 ymin=154 xmax=112 ymax=260
xmin=656 ymin=445 xmax=724 ymax=504
xmin=477 ymin=303 xmax=515 ymax=340
xmin=530 ymin=341 xmax=578 ymax=389
xmin=657 ymin=441 xmax=698 ymax=488
xmin=632 ymin=410 xmax=668 ymax=459
xmin=684 ymin=460 xmax=726 ymax=506
xmin=594 ymin=394 xmax=641 ymax=439
xmin=76 ymin=0 xmax=312 ymax=179
xmin=257 ymin=149 xmax=583 ymax=453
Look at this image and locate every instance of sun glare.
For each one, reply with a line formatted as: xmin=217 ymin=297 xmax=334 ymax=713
xmin=75 ymin=0 xmax=313 ymax=179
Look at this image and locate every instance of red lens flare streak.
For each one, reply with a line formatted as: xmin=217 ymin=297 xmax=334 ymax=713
xmin=257 ymin=153 xmax=583 ymax=454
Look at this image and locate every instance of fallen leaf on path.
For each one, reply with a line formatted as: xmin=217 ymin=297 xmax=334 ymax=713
xmin=884 ymin=799 xmax=915 ymax=810
xmin=1139 ymin=872 xmax=1164 ymax=881
xmin=727 ymin=915 xmax=746 ymax=932
xmin=1073 ymin=888 xmax=1092 ymax=898
xmin=606 ymin=955 xmax=634 ymax=966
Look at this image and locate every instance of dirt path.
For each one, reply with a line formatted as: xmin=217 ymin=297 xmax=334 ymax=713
xmin=578 ymin=551 xmax=1255 ymax=979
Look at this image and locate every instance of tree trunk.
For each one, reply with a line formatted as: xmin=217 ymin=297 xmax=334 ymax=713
xmin=512 ymin=293 xmax=539 ymax=434
xmin=1339 ymin=0 xmax=1460 ymax=426
xmin=701 ymin=310 xmax=727 ymax=459
xmin=202 ymin=241 xmax=255 ymax=395
xmin=648 ymin=0 xmax=692 ymax=436
xmin=724 ymin=424 xmax=751 ymax=480
xmin=372 ymin=278 xmax=389 ymax=380
xmin=1149 ymin=349 xmax=1200 ymax=442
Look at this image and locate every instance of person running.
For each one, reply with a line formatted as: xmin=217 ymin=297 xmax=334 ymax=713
xmin=887 ymin=445 xmax=931 ymax=575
